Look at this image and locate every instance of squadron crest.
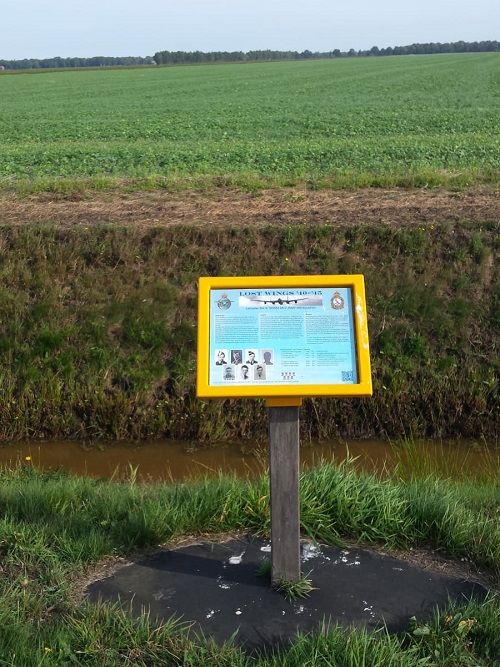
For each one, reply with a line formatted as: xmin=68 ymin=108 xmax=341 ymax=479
xmin=330 ymin=291 xmax=345 ymax=310
xmin=217 ymin=293 xmax=232 ymax=310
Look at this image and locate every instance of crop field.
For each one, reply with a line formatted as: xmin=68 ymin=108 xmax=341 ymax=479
xmin=1 ymin=53 xmax=499 ymax=191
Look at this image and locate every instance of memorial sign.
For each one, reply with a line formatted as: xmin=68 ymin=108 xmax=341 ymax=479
xmin=197 ymin=275 xmax=372 ymax=400
xmin=197 ymin=274 xmax=372 ymax=586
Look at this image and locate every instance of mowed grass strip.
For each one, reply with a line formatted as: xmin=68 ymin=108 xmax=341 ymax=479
xmin=0 ymin=53 xmax=499 ymax=190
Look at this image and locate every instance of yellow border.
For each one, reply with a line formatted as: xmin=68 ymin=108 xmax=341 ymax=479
xmin=197 ymin=275 xmax=372 ymax=399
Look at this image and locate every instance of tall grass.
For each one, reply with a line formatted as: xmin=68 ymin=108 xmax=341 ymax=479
xmin=4 ymin=595 xmax=493 ymax=666
xmin=391 ymin=437 xmax=500 ymax=481
xmin=0 ymin=461 xmax=498 ymax=665
xmin=1 ymin=458 xmax=497 ymax=576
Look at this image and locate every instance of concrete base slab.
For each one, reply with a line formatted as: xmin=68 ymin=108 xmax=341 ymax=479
xmin=86 ymin=535 xmax=487 ymax=654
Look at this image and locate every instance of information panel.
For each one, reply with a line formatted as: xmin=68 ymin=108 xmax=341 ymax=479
xmin=197 ymin=275 xmax=372 ymax=399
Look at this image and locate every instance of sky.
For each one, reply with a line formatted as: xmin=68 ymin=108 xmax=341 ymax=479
xmin=1 ymin=0 xmax=498 ymax=61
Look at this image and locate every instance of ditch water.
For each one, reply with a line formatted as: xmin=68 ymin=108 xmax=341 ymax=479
xmin=0 ymin=438 xmax=497 ymax=481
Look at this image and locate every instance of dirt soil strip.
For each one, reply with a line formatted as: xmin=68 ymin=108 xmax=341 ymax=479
xmin=1 ymin=188 xmax=499 ymax=228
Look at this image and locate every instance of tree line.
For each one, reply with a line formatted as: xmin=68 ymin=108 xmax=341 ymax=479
xmin=1 ymin=41 xmax=498 ymax=71
xmin=153 ymin=41 xmax=500 ymax=65
xmin=0 ymin=55 xmax=155 ymax=71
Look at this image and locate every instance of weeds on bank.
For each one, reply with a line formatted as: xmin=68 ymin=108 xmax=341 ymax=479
xmin=0 ymin=221 xmax=498 ymax=441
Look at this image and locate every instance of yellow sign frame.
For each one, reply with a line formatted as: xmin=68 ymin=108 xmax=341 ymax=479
xmin=197 ymin=274 xmax=372 ymax=400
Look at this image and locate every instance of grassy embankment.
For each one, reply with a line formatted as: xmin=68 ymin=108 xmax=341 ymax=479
xmin=0 ymin=458 xmax=498 ymax=665
xmin=0 ymin=221 xmax=498 ymax=441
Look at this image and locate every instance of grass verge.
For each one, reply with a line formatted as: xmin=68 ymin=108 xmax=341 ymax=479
xmin=0 ymin=459 xmax=498 ymax=664
xmin=2 ymin=166 xmax=500 ymax=198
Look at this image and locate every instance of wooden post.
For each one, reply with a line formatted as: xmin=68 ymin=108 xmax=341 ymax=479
xmin=268 ymin=405 xmax=301 ymax=585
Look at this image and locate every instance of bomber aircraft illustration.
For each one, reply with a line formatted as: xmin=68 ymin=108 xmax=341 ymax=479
xmin=252 ymin=297 xmax=308 ymax=305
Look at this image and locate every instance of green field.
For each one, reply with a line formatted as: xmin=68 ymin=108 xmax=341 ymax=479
xmin=1 ymin=53 xmax=499 ymax=191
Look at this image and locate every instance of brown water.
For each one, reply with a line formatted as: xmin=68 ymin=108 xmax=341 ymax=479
xmin=0 ymin=438 xmax=497 ymax=482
